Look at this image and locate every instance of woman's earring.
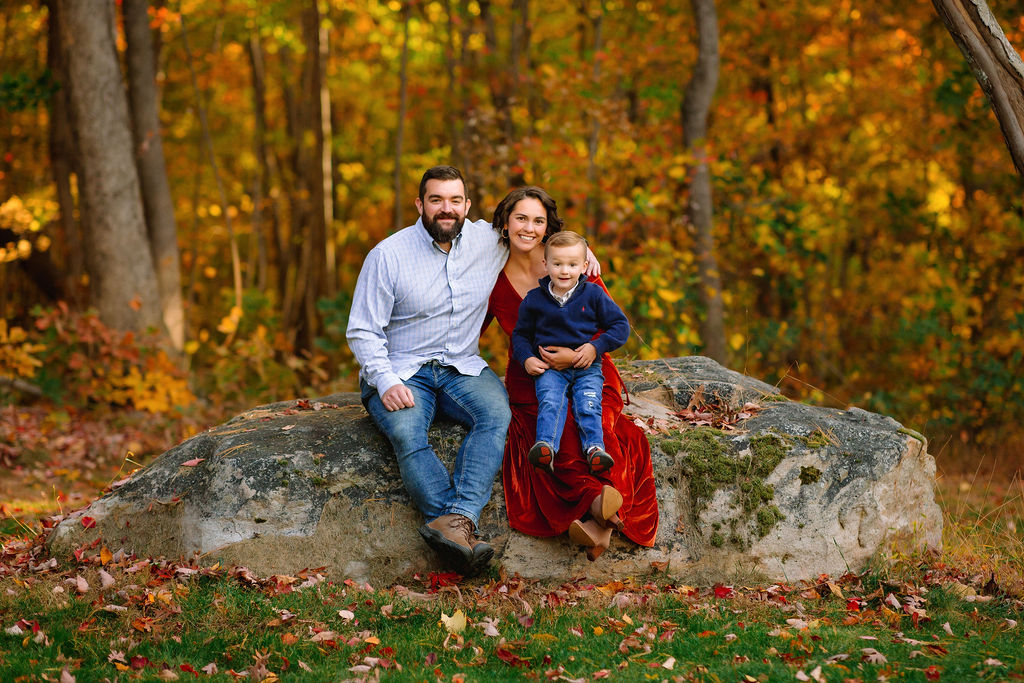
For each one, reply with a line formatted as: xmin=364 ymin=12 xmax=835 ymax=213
xmin=501 ymin=228 xmax=509 ymax=238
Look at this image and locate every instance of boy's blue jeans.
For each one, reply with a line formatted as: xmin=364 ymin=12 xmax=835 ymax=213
xmin=534 ymin=364 xmax=605 ymax=453
xmin=361 ymin=361 xmax=510 ymax=526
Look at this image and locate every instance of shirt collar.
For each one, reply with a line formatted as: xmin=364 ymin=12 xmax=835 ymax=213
xmin=548 ymin=278 xmax=581 ymax=305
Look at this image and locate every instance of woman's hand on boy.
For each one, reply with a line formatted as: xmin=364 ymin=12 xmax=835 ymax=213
xmin=538 ymin=346 xmax=575 ymax=370
xmin=572 ymin=343 xmax=597 ymax=368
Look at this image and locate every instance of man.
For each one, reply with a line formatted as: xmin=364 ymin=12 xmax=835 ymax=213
xmin=346 ymin=166 xmax=511 ymax=576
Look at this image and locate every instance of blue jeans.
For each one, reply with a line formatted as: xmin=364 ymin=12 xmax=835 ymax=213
xmin=534 ymin=364 xmax=604 ymax=453
xmin=361 ymin=362 xmax=510 ymax=526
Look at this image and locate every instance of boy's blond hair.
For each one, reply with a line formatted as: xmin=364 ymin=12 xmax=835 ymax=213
xmin=544 ymin=230 xmax=588 ymax=259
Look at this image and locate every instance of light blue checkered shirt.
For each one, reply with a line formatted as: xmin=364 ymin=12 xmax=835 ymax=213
xmin=346 ymin=218 xmax=508 ymax=397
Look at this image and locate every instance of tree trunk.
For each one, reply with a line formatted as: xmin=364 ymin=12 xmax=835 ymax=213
xmin=45 ymin=0 xmax=83 ymax=302
xmin=57 ymin=0 xmax=163 ymax=334
xmin=180 ymin=14 xmax=242 ymax=316
xmin=932 ymin=0 xmax=1024 ymax=176
xmin=394 ymin=1 xmax=411 ymax=229
xmin=581 ymin=0 xmax=605 ymax=239
xmin=123 ymin=0 xmax=184 ymax=350
xmin=318 ymin=8 xmax=335 ymax=296
xmin=681 ymin=0 xmax=727 ymax=364
xmin=247 ymin=32 xmax=275 ymax=293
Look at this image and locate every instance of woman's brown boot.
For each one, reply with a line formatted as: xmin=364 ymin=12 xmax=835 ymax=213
xmin=568 ymin=519 xmax=613 ymax=561
xmin=589 ymin=485 xmax=625 ymax=531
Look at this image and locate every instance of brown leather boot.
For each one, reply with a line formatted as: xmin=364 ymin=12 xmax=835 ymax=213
xmin=419 ymin=514 xmax=493 ymax=576
xmin=589 ymin=485 xmax=625 ymax=531
xmin=568 ymin=519 xmax=613 ymax=561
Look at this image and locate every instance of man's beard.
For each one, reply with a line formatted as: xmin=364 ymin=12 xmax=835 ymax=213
xmin=424 ymin=211 xmax=465 ymax=244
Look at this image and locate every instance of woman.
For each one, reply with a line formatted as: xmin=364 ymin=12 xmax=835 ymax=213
xmin=485 ymin=186 xmax=659 ymax=559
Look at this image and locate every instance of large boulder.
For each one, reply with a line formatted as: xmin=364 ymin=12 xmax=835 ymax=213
xmin=47 ymin=357 xmax=942 ymax=584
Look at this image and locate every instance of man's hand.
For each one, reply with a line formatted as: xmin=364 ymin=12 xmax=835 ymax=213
xmin=537 ymin=345 xmax=576 ymax=371
xmin=524 ymin=357 xmax=549 ymax=376
xmin=572 ymin=343 xmax=598 ymax=368
xmin=381 ymin=384 xmax=416 ymax=411
xmin=585 ymin=247 xmax=602 ymax=277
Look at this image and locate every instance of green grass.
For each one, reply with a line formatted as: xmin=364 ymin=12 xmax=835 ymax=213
xmin=1 ymin=553 xmax=1022 ymax=682
xmin=3 ymin=413 xmax=1024 ymax=680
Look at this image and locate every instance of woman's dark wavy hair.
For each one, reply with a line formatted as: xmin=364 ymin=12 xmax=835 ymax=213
xmin=491 ymin=186 xmax=564 ymax=247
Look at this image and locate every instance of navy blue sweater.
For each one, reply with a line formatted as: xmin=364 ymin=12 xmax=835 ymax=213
xmin=511 ymin=275 xmax=630 ymax=367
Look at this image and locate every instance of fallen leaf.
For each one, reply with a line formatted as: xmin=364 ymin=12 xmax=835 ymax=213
xmin=180 ymin=458 xmax=204 ymax=467
xmin=440 ymin=609 xmax=466 ymax=634
xmin=98 ymin=569 xmax=115 ymax=589
xmin=495 ymin=647 xmax=528 ymax=667
xmin=310 ymin=630 xmax=336 ymax=642
xmin=984 ymin=658 xmax=1004 ymax=666
xmin=477 ymin=616 xmax=500 ymax=637
xmin=81 ymin=517 xmax=96 ymax=529
xmin=942 ymin=622 xmax=954 ymax=637
xmin=861 ymin=648 xmax=887 ymax=664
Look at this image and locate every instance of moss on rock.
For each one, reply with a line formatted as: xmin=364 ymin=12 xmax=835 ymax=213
xmin=667 ymin=426 xmax=789 ymax=547
xmin=799 ymin=466 xmax=822 ymax=485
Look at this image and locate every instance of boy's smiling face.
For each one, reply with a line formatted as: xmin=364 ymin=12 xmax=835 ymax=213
xmin=543 ymin=243 xmax=587 ymax=295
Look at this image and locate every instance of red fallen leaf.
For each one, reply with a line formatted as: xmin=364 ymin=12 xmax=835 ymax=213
xmin=924 ymin=665 xmax=941 ymax=680
xmin=847 ymin=598 xmax=862 ymax=611
xmin=714 ymin=585 xmax=735 ymax=599
xmin=81 ymin=517 xmax=96 ymax=529
xmin=295 ymin=399 xmax=313 ymax=410
xmin=179 ymin=663 xmax=199 ymax=677
xmin=429 ymin=571 xmax=462 ymax=590
xmin=16 ymin=619 xmax=40 ymax=633
xmin=698 ymin=630 xmax=717 ymax=637
xmin=496 ymin=648 xmax=529 ymax=667
xmin=129 ymin=655 xmax=151 ymax=670
xmin=180 ymin=458 xmax=204 ymax=467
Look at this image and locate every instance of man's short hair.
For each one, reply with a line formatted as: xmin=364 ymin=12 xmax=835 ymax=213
xmin=418 ymin=166 xmax=466 ymax=201
xmin=544 ymin=230 xmax=588 ymax=258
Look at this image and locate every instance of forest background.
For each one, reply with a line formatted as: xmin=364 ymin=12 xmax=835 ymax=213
xmin=2 ymin=0 xmax=1024 ymax=468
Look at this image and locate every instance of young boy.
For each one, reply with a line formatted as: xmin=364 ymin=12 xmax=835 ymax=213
xmin=511 ymin=231 xmax=630 ymax=475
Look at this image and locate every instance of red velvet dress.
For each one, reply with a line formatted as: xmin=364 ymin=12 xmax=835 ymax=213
xmin=486 ymin=271 xmax=659 ymax=546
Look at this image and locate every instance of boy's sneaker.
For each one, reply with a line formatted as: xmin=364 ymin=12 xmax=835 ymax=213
xmin=586 ymin=446 xmax=614 ymax=474
xmin=527 ymin=441 xmax=555 ymax=473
